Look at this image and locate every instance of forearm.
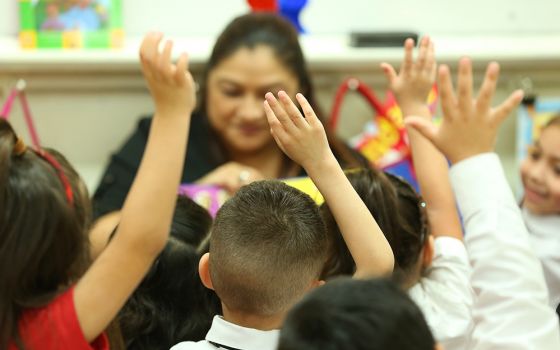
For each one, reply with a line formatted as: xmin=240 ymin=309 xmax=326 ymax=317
xmin=403 ymin=105 xmax=462 ymax=240
xmin=307 ymin=158 xmax=394 ymax=278
xmin=118 ymin=112 xmax=190 ymax=253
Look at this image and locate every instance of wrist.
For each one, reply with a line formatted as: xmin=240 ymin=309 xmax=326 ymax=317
xmin=400 ymin=104 xmax=431 ymax=119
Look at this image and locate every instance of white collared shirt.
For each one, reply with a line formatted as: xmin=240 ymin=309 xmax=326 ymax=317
xmin=523 ymin=207 xmax=560 ymax=310
xmin=450 ymin=153 xmax=560 ymax=350
xmin=170 ymin=316 xmax=280 ymax=350
xmin=408 ymin=236 xmax=474 ymax=350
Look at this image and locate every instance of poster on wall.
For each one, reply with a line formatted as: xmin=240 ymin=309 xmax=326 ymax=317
xmin=19 ymin=0 xmax=123 ymax=49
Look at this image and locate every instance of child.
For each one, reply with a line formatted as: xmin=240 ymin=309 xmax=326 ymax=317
xmin=407 ymin=56 xmax=560 ymax=348
xmin=519 ymin=115 xmax=560 ymax=312
xmin=117 ymin=196 xmax=221 ymax=348
xmin=171 ymin=91 xmax=394 ymax=350
xmin=321 ymin=37 xmax=474 ymax=349
xmin=278 ymin=277 xmax=439 ymax=350
xmin=1 ymin=32 xmax=196 ymax=349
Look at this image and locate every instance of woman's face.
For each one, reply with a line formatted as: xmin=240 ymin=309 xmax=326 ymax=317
xmin=206 ymin=45 xmax=300 ymax=155
xmin=520 ymin=125 xmax=560 ymax=215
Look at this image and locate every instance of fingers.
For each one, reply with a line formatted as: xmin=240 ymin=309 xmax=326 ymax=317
xmin=264 ymin=92 xmax=299 ymax=134
xmin=404 ymin=116 xmax=439 ymax=146
xmin=457 ymin=57 xmax=473 ymax=114
xmin=438 ymin=64 xmax=457 ymax=119
xmin=425 ymin=38 xmax=437 ymax=79
xmin=278 ymin=91 xmax=308 ymax=129
xmin=296 ymin=93 xmax=321 ymax=128
xmin=492 ymin=89 xmax=524 ymax=126
xmin=417 ymin=36 xmax=429 ymax=70
xmin=158 ymin=40 xmax=173 ymax=77
xmin=476 ymin=61 xmax=500 ymax=113
xmin=380 ymin=63 xmax=398 ymax=86
xmin=139 ymin=32 xmax=163 ymax=79
xmin=401 ymin=38 xmax=415 ymax=75
xmin=174 ymin=53 xmax=189 ymax=85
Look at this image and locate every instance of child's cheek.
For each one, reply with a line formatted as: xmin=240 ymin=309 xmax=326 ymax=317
xmin=551 ymin=179 xmax=560 ymax=212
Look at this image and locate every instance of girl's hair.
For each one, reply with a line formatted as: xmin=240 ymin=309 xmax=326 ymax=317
xmin=198 ymin=12 xmax=366 ymax=172
xmin=0 ymin=119 xmax=91 ymax=349
xmin=118 ymin=195 xmax=221 ymax=349
xmin=320 ymin=167 xmax=429 ymax=285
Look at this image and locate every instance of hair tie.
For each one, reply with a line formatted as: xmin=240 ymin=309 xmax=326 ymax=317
xmin=13 ymin=137 xmax=27 ymax=156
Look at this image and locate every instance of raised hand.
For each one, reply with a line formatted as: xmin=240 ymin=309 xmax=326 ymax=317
xmin=406 ymin=58 xmax=524 ymax=164
xmin=139 ymin=32 xmax=196 ymax=116
xmin=381 ymin=36 xmax=436 ymax=115
xmin=264 ymin=91 xmax=336 ymax=173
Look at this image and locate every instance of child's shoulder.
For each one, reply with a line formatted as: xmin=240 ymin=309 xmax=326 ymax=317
xmin=17 ymin=287 xmax=109 ymax=350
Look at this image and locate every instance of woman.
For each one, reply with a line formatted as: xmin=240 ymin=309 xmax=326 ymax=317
xmin=92 ymin=12 xmax=365 ymax=223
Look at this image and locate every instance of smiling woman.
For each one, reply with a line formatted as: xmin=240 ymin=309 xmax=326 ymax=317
xmin=91 ymin=13 xmax=366 ymax=225
xmin=519 ymin=115 xmax=560 ymax=315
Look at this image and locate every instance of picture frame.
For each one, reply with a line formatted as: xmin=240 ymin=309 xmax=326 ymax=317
xmin=19 ymin=0 xmax=123 ymax=49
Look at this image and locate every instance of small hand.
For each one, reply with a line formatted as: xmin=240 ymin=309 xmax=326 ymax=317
xmin=139 ymin=32 xmax=196 ymax=116
xmin=405 ymin=58 xmax=524 ymax=164
xmin=264 ymin=91 xmax=335 ymax=173
xmin=196 ymin=162 xmax=264 ymax=194
xmin=381 ymin=36 xmax=436 ymax=115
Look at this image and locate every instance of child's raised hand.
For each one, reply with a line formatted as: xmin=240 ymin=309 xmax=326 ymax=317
xmin=406 ymin=58 xmax=524 ymax=164
xmin=381 ymin=36 xmax=436 ymax=114
xmin=139 ymin=32 xmax=196 ymax=116
xmin=264 ymin=91 xmax=336 ymax=173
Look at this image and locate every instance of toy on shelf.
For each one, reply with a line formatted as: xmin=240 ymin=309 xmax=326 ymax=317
xmin=246 ymin=0 xmax=308 ymax=33
xmin=19 ymin=0 xmax=123 ymax=49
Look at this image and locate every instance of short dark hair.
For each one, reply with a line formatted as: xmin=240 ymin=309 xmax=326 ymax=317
xmin=320 ymin=168 xmax=429 ymax=285
xmin=209 ymin=180 xmax=327 ymax=316
xmin=278 ymin=277 xmax=436 ymax=350
xmin=118 ymin=196 xmax=220 ymax=348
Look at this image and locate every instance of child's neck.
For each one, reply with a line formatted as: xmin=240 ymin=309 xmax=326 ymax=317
xmin=221 ymin=303 xmax=285 ymax=331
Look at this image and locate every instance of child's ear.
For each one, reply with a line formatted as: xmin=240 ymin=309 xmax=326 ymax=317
xmin=421 ymin=235 xmax=435 ymax=268
xmin=199 ymin=253 xmax=214 ymax=290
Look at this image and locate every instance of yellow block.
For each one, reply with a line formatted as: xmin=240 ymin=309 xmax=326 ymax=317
xmin=282 ymin=177 xmax=324 ymax=205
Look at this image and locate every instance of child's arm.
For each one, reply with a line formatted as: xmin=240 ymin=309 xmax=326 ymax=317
xmin=408 ymin=59 xmax=560 ymax=348
xmin=381 ymin=37 xmax=462 ymax=241
xmin=264 ymin=91 xmax=394 ymax=279
xmin=74 ymin=33 xmax=196 ymax=341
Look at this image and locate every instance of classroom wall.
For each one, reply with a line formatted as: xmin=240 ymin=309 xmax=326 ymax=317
xmin=2 ymin=0 xmax=560 ymax=37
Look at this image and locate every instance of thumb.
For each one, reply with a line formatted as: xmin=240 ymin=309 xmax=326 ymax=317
xmin=380 ymin=63 xmax=398 ymax=85
xmin=404 ymin=116 xmax=439 ymax=146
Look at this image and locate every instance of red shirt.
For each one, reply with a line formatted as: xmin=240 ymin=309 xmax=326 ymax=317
xmin=10 ymin=287 xmax=109 ymax=350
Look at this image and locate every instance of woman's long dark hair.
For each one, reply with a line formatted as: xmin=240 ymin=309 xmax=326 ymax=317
xmin=0 ymin=119 xmax=91 ymax=349
xmin=118 ymin=196 xmax=221 ymax=349
xmin=198 ymin=12 xmax=366 ymax=173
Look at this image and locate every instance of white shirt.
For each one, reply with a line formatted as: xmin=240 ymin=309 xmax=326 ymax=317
xmin=450 ymin=153 xmax=560 ymax=350
xmin=523 ymin=207 xmax=560 ymax=310
xmin=408 ymin=236 xmax=474 ymax=350
xmin=171 ymin=316 xmax=280 ymax=350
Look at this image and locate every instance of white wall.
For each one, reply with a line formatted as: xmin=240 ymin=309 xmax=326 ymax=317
xmin=2 ymin=0 xmax=560 ymax=37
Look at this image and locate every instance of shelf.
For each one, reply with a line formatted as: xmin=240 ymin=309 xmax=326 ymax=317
xmin=1 ymin=34 xmax=560 ymax=72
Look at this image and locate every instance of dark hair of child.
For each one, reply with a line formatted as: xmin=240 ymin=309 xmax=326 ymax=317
xmin=278 ymin=277 xmax=436 ymax=350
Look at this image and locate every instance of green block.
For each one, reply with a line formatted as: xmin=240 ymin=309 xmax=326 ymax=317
xmin=37 ymin=32 xmax=63 ymax=48
xmin=19 ymin=0 xmax=35 ymax=30
xmin=84 ymin=31 xmax=110 ymax=48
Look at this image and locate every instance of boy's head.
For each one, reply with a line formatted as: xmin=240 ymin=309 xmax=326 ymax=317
xmin=200 ymin=180 xmax=327 ymax=317
xmin=278 ymin=277 xmax=439 ymax=350
xmin=320 ymin=168 xmax=432 ymax=287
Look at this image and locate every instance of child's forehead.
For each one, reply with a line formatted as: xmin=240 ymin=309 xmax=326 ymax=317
xmin=539 ymin=126 xmax=560 ymax=158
